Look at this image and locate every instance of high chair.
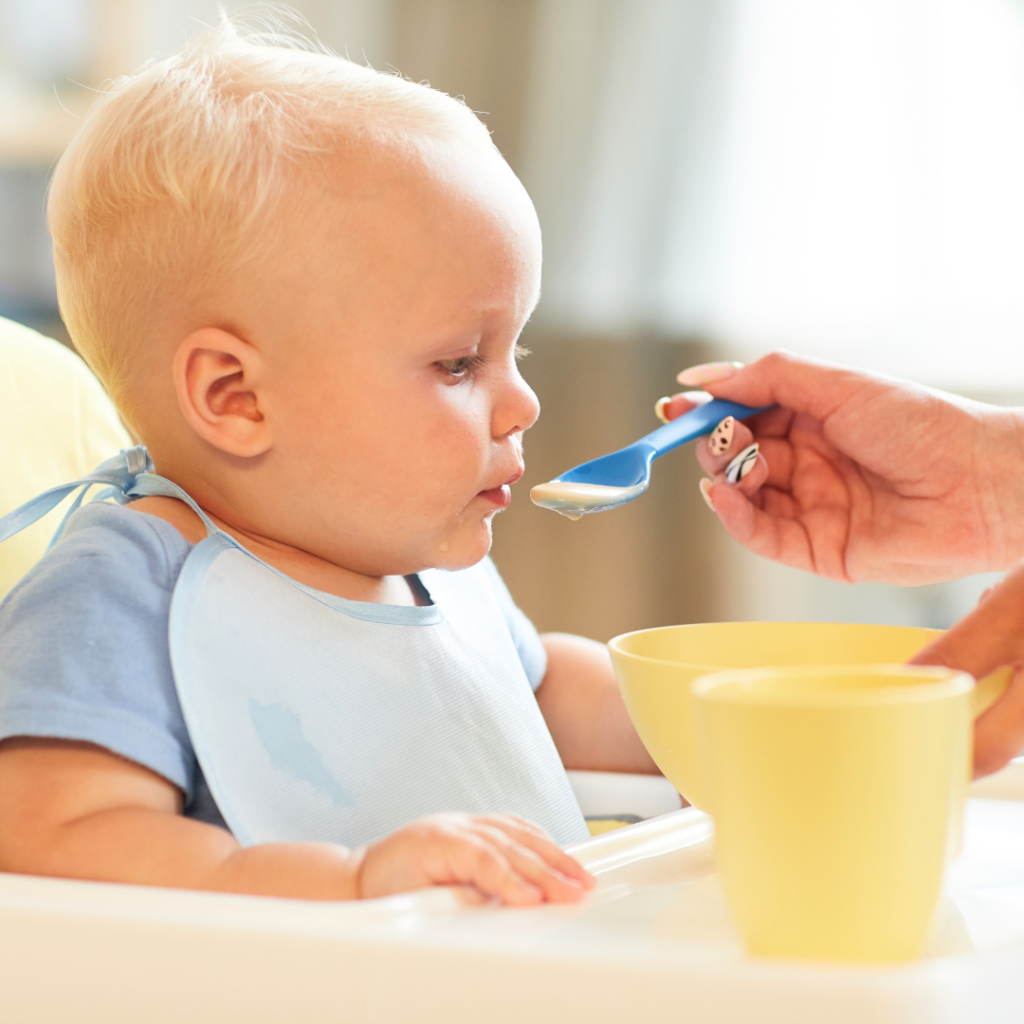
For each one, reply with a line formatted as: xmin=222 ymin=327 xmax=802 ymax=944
xmin=0 ymin=315 xmax=129 ymax=599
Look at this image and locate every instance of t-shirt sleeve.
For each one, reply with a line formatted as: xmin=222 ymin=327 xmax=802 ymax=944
xmin=0 ymin=504 xmax=198 ymax=799
xmin=480 ymin=557 xmax=548 ymax=691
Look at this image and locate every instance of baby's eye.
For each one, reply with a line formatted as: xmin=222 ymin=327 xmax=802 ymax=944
xmin=435 ymin=354 xmax=485 ymax=380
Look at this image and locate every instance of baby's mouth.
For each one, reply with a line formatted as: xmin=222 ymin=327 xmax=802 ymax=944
xmin=478 ymin=484 xmax=512 ymax=510
xmin=477 ymin=466 xmax=524 ymax=510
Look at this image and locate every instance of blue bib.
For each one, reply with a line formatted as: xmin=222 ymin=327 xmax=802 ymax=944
xmin=0 ymin=449 xmax=588 ymax=848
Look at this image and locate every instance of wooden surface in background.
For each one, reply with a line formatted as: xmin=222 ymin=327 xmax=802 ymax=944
xmin=490 ymin=332 xmax=727 ymax=642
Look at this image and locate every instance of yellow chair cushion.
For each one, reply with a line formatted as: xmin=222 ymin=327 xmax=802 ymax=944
xmin=0 ymin=317 xmax=130 ymax=599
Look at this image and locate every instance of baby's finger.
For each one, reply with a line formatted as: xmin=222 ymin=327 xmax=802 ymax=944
xmin=497 ymin=840 xmax=588 ymax=903
xmin=475 ymin=816 xmax=594 ymax=889
xmin=470 ymin=822 xmax=588 ymax=902
xmin=448 ymin=837 xmax=544 ymax=906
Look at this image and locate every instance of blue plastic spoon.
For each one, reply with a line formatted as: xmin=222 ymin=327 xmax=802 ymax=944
xmin=530 ymin=398 xmax=772 ymax=518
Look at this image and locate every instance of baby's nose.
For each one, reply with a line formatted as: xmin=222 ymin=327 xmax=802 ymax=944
xmin=495 ymin=373 xmax=540 ymax=438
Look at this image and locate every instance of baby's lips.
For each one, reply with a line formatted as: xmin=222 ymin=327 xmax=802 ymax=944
xmin=482 ymin=465 xmax=524 ymax=494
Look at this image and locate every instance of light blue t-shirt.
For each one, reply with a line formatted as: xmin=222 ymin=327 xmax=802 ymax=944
xmin=0 ymin=503 xmax=548 ymax=833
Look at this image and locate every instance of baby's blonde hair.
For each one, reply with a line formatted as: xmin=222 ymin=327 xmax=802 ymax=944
xmin=48 ymin=8 xmax=490 ymax=426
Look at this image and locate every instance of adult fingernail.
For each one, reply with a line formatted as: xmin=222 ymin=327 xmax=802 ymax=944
xmin=707 ymin=416 xmax=735 ymax=457
xmin=725 ymin=443 xmax=759 ymax=485
xmin=699 ymin=477 xmax=716 ymax=510
xmin=679 ymin=390 xmax=714 ymax=405
xmin=676 ymin=361 xmax=743 ymax=387
xmin=654 ymin=396 xmax=671 ymax=423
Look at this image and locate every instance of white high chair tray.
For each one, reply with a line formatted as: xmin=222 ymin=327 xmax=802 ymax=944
xmin=4 ymin=766 xmax=1024 ymax=1023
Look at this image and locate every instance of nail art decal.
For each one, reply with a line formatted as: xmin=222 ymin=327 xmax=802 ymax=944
xmin=725 ymin=443 xmax=758 ymax=485
xmin=707 ymin=416 xmax=735 ymax=457
xmin=654 ymin=396 xmax=671 ymax=424
xmin=699 ymin=478 xmax=716 ymax=510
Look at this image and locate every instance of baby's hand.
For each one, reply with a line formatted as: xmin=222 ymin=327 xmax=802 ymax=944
xmin=356 ymin=813 xmax=595 ymax=905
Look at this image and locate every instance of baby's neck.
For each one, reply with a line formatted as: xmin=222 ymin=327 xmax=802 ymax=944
xmin=127 ymin=495 xmax=425 ymax=607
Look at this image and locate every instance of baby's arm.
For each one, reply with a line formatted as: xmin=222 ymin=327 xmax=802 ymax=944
xmin=535 ymin=634 xmax=658 ymax=774
xmin=0 ymin=738 xmax=592 ymax=903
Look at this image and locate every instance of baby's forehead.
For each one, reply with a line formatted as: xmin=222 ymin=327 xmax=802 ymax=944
xmin=252 ymin=137 xmax=539 ymax=337
xmin=293 ymin=129 xmax=535 ymax=249
xmin=316 ymin=125 xmax=503 ymax=199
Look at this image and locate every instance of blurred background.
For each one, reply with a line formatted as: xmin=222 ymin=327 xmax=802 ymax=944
xmin=2 ymin=0 xmax=1023 ymax=639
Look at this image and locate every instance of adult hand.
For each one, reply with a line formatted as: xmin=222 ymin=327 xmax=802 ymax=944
xmin=661 ymin=352 xmax=1024 ymax=585
xmin=909 ymin=563 xmax=1024 ymax=776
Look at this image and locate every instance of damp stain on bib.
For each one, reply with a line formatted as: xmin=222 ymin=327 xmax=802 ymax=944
xmin=248 ymin=697 xmax=353 ymax=808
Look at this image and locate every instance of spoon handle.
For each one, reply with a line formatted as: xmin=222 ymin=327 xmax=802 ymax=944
xmin=639 ymin=399 xmax=773 ymax=458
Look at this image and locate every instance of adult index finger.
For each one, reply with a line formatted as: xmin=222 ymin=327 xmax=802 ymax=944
xmin=678 ymin=351 xmax=899 ymax=426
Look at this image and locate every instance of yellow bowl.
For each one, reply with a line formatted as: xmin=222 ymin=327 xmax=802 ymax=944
xmin=607 ymin=622 xmax=1010 ymax=810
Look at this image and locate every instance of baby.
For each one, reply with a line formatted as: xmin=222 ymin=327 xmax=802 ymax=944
xmin=0 ymin=16 xmax=660 ymax=904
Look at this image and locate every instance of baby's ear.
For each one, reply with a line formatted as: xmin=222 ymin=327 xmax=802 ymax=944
xmin=173 ymin=328 xmax=272 ymax=458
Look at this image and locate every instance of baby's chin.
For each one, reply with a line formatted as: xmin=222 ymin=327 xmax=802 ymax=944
xmin=426 ymin=519 xmax=495 ymax=573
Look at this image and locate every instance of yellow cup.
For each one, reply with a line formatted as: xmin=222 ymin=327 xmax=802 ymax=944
xmin=692 ymin=664 xmax=974 ymax=962
xmin=607 ymin=622 xmax=1009 ymax=810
